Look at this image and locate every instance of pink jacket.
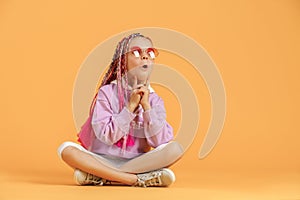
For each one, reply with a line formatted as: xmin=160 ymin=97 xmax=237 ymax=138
xmin=78 ymin=83 xmax=173 ymax=159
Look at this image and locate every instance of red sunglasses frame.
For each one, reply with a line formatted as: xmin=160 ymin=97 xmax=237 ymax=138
xmin=128 ymin=46 xmax=159 ymax=59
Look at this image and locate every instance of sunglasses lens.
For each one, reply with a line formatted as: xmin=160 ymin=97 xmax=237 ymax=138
xmin=146 ymin=48 xmax=158 ymax=59
xmin=132 ymin=50 xmax=140 ymax=58
xmin=148 ymin=51 xmax=155 ymax=59
xmin=130 ymin=47 xmax=159 ymax=59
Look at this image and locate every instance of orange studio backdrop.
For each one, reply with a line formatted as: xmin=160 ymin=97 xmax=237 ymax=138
xmin=0 ymin=0 xmax=299 ymax=200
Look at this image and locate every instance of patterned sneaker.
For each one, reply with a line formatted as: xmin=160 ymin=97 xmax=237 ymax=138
xmin=134 ymin=168 xmax=176 ymax=187
xmin=74 ymin=169 xmax=106 ymax=186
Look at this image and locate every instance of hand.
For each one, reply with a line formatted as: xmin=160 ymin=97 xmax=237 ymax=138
xmin=127 ymin=76 xmax=151 ymax=112
xmin=127 ymin=76 xmax=141 ymax=112
xmin=140 ymin=89 xmax=151 ymax=111
xmin=137 ymin=81 xmax=151 ymax=111
xmin=127 ymin=91 xmax=141 ymax=112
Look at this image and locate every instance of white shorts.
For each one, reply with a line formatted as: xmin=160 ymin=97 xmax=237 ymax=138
xmin=57 ymin=141 xmax=168 ymax=169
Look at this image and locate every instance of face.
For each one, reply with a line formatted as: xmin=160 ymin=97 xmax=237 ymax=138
xmin=127 ymin=37 xmax=155 ymax=70
xmin=126 ymin=37 xmax=158 ymax=86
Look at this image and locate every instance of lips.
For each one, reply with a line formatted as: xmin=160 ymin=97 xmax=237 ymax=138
xmin=139 ymin=65 xmax=149 ymax=71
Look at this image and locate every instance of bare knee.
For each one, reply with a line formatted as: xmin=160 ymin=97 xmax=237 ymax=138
xmin=61 ymin=146 xmax=79 ymax=161
xmin=165 ymin=141 xmax=184 ymax=160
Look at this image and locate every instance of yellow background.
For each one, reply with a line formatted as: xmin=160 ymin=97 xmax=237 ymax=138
xmin=0 ymin=0 xmax=299 ymax=199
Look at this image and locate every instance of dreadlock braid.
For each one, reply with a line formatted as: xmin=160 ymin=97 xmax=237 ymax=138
xmin=101 ymin=33 xmax=142 ymax=87
xmin=88 ymin=33 xmax=154 ymax=152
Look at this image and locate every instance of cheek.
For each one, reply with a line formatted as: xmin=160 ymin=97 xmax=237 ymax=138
xmin=127 ymin=57 xmax=139 ymax=70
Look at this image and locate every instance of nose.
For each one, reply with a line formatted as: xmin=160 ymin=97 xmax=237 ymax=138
xmin=141 ymin=52 xmax=149 ymax=60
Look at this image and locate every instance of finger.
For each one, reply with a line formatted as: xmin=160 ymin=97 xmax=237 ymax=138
xmin=144 ymin=77 xmax=150 ymax=87
xmin=132 ymin=88 xmax=137 ymax=95
xmin=136 ymin=88 xmax=148 ymax=99
xmin=133 ymin=90 xmax=143 ymax=100
xmin=138 ymin=86 xmax=149 ymax=93
xmin=135 ymin=90 xmax=144 ymax=98
xmin=133 ymin=76 xmax=138 ymax=90
xmin=136 ymin=93 xmax=141 ymax=99
xmin=136 ymin=83 xmax=144 ymax=89
xmin=136 ymin=87 xmax=145 ymax=93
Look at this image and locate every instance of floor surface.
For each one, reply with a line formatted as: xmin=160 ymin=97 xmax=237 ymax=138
xmin=1 ymin=168 xmax=299 ymax=200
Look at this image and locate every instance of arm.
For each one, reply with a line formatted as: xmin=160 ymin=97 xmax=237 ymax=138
xmin=91 ymin=87 xmax=136 ymax=145
xmin=143 ymin=95 xmax=174 ymax=147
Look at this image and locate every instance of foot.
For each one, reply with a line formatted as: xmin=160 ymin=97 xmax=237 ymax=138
xmin=134 ymin=168 xmax=176 ymax=187
xmin=74 ymin=169 xmax=106 ymax=186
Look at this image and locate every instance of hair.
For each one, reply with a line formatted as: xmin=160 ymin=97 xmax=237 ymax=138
xmin=86 ymin=33 xmax=152 ymax=150
xmin=99 ymin=33 xmax=152 ymax=111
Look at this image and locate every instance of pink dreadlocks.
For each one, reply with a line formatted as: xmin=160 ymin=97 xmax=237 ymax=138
xmin=78 ymin=33 xmax=152 ymax=151
xmin=101 ymin=33 xmax=153 ymax=152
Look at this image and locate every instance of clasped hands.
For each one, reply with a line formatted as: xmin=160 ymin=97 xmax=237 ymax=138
xmin=127 ymin=76 xmax=151 ymax=113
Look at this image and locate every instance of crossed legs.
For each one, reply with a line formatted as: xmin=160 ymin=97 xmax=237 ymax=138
xmin=119 ymin=141 xmax=183 ymax=173
xmin=58 ymin=141 xmax=183 ymax=185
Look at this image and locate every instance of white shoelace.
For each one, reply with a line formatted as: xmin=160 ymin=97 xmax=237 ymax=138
xmin=134 ymin=170 xmax=163 ymax=187
xmin=84 ymin=173 xmax=106 ymax=185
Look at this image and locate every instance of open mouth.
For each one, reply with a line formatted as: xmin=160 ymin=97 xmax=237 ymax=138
xmin=142 ymin=65 xmax=148 ymax=69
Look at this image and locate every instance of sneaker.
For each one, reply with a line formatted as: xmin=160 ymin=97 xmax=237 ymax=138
xmin=134 ymin=168 xmax=176 ymax=187
xmin=74 ymin=169 xmax=106 ymax=186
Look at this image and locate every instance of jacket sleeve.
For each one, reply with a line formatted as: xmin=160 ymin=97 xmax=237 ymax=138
xmin=143 ymin=94 xmax=174 ymax=147
xmin=91 ymin=87 xmax=136 ymax=145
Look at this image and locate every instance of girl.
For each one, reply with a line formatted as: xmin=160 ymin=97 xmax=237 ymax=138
xmin=57 ymin=33 xmax=183 ymax=187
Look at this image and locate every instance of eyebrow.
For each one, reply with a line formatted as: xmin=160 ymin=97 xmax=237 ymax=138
xmin=129 ymin=46 xmax=141 ymax=50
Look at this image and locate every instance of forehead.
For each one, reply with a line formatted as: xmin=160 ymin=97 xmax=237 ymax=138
xmin=128 ymin=37 xmax=153 ymax=49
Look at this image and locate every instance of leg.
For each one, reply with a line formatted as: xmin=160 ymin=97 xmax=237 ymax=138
xmin=119 ymin=141 xmax=184 ymax=173
xmin=58 ymin=142 xmax=137 ymax=185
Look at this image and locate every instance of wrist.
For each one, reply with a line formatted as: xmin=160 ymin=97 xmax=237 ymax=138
xmin=127 ymin=104 xmax=136 ymax=113
xmin=142 ymin=103 xmax=151 ymax=111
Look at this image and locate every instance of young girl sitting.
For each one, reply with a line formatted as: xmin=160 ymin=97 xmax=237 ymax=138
xmin=57 ymin=33 xmax=183 ymax=187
